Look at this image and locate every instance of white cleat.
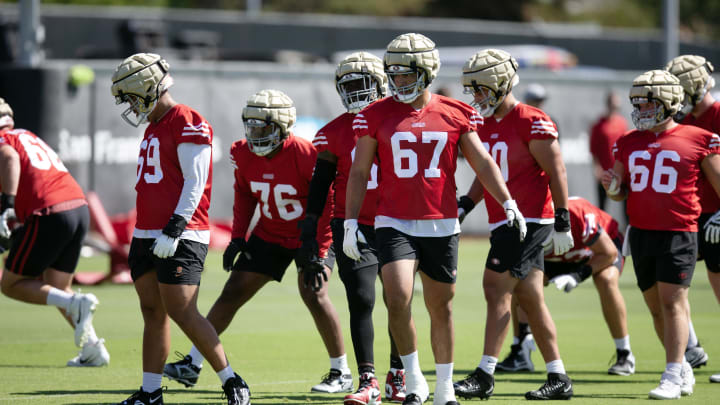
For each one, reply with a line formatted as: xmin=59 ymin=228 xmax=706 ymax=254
xmin=68 ymin=292 xmax=99 ymax=347
xmin=648 ymin=373 xmax=681 ymax=400
xmin=710 ymin=373 xmax=720 ymax=383
xmin=67 ymin=338 xmax=110 ymax=367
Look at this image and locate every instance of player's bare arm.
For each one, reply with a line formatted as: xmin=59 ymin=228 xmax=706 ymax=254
xmin=529 ymin=137 xmax=568 ymax=209
xmin=701 ymin=153 xmax=720 ymax=198
xmin=345 ymin=135 xmax=376 ymax=220
xmin=601 ymin=160 xmax=628 ymax=201
xmin=587 ymin=231 xmax=619 ymax=272
xmin=0 ymin=143 xmax=20 ymax=195
xmin=459 ymin=130 xmax=512 ymax=205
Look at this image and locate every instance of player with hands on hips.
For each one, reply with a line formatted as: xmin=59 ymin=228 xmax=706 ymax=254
xmin=111 ymin=53 xmax=249 ymax=405
xmin=161 ymin=89 xmax=351 ymax=396
xmin=345 ymin=34 xmax=521 ymax=405
xmin=453 ymin=49 xmax=573 ymax=401
xmin=307 ymin=51 xmax=408 ymax=404
xmin=601 ymin=69 xmax=720 ymax=399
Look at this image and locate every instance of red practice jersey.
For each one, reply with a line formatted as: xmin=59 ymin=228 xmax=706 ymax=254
xmin=590 ymin=113 xmax=628 ymax=171
xmin=0 ymin=128 xmax=85 ymax=222
xmin=313 ymin=112 xmax=379 ymax=225
xmin=134 ymin=104 xmax=213 ymax=231
xmin=613 ymin=124 xmax=720 ymax=232
xmin=353 ymin=94 xmax=481 ymax=219
xmin=546 ymin=196 xmax=620 ymax=263
xmin=478 ymin=103 xmax=556 ymax=227
xmin=681 ymin=101 xmax=720 ymax=213
xmin=230 ymin=135 xmax=332 ymax=253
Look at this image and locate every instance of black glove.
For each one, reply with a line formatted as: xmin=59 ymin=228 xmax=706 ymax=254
xmin=457 ymin=195 xmax=476 ymax=224
xmin=301 ymin=259 xmax=328 ymax=292
xmin=296 ymin=215 xmax=319 ymax=268
xmin=223 ymin=238 xmax=248 ymax=271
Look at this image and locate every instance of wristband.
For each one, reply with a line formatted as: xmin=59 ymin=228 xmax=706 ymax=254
xmin=1 ymin=193 xmax=15 ymax=212
xmin=162 ymin=214 xmax=188 ymax=238
xmin=554 ymin=208 xmax=570 ymax=232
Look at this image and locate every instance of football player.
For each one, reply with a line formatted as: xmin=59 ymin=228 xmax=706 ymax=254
xmin=302 ymin=52 xmax=407 ymax=405
xmin=0 ymin=98 xmax=108 ymax=367
xmin=601 ymin=69 xmax=720 ymax=398
xmin=345 ymin=33 xmax=525 ymax=405
xmin=111 ymin=53 xmax=250 ymax=405
xmin=453 ymin=49 xmax=574 ymax=400
xmin=162 ymin=89 xmax=352 ymax=395
xmin=470 ymin=196 xmax=635 ymax=376
xmin=666 ymin=54 xmax=718 ymax=373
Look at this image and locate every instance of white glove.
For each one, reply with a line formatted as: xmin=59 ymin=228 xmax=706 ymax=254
xmin=0 ymin=208 xmax=16 ymax=239
xmin=503 ymin=200 xmax=527 ymax=242
xmin=543 ymin=229 xmax=574 ymax=256
xmin=550 ymin=274 xmax=579 ymax=293
xmin=152 ymin=234 xmax=179 ymax=259
xmin=342 ymin=219 xmax=367 ymax=261
xmin=704 ymin=210 xmax=720 ymax=244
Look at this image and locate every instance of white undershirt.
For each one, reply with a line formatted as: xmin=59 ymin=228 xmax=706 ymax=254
xmin=133 ymin=143 xmax=211 ymax=244
xmin=375 ymin=215 xmax=460 ymax=237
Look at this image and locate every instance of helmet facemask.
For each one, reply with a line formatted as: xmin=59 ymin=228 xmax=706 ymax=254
xmin=243 ymin=118 xmax=284 ymax=157
xmin=631 ymin=98 xmax=669 ymax=131
xmin=337 ymin=72 xmax=382 ymax=113
xmin=386 ymin=65 xmax=426 ymax=103
xmin=111 ymin=53 xmax=173 ymax=127
xmin=463 ymin=84 xmax=504 ymax=118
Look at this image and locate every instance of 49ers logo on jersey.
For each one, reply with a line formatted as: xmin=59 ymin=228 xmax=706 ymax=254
xmin=137 ymin=134 xmax=163 ymax=184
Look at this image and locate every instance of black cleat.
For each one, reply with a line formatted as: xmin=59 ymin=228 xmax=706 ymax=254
xmin=453 ymin=368 xmax=494 ymax=400
xmin=223 ymin=373 xmax=251 ymax=405
xmin=525 ymin=373 xmax=573 ymax=400
xmin=402 ymin=393 xmax=423 ymax=405
xmin=116 ymin=387 xmax=164 ymax=405
xmin=163 ymin=352 xmax=201 ymax=387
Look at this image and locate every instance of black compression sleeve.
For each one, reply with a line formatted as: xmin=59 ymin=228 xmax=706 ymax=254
xmin=306 ymin=158 xmax=337 ymax=217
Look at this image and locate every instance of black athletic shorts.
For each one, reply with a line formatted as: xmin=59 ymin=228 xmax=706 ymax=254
xmin=375 ymin=227 xmax=459 ymax=284
xmin=697 ymin=213 xmax=720 ymax=273
xmin=5 ymin=205 xmax=89 ymax=277
xmin=629 ymin=227 xmax=696 ymax=291
xmin=331 ymin=218 xmax=379 ymax=273
xmin=486 ymin=223 xmax=553 ymax=280
xmin=129 ymin=237 xmax=207 ymax=285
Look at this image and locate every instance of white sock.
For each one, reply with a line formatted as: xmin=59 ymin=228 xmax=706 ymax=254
xmin=665 ymin=362 xmax=682 ymax=379
xmin=512 ymin=336 xmax=520 ymax=345
xmin=142 ymin=372 xmax=163 ymax=392
xmin=330 ymin=354 xmax=350 ymax=374
xmin=687 ymin=320 xmax=699 ymax=348
xmin=188 ymin=345 xmax=205 ymax=368
xmin=478 ymin=355 xmax=497 ymax=375
xmin=85 ymin=324 xmax=99 ymax=345
xmin=46 ymin=288 xmax=72 ymax=312
xmin=614 ymin=335 xmax=631 ymax=352
xmin=217 ymin=365 xmax=235 ymax=385
xmin=400 ymin=351 xmax=422 ymax=376
xmin=434 ymin=363 xmax=456 ymax=405
xmin=401 ymin=351 xmax=427 ymax=398
xmin=546 ymin=359 xmax=566 ymax=375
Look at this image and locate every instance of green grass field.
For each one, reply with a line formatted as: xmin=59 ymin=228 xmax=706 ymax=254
xmin=1 ymin=237 xmax=719 ymax=404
